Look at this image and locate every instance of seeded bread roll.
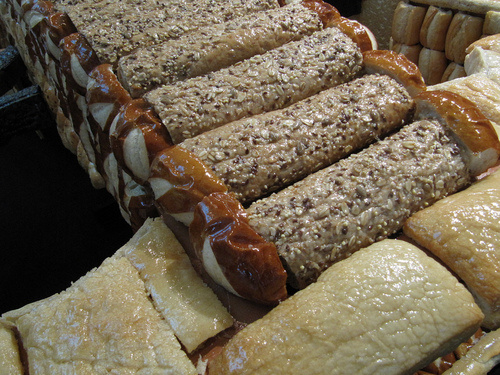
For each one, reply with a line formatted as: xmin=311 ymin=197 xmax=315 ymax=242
xmin=53 ymin=0 xmax=280 ymax=66
xmin=404 ymin=169 xmax=500 ymax=329
xmin=150 ymin=73 xmax=414 ymax=225
xmin=329 ymin=16 xmax=378 ymax=52
xmin=247 ymin=118 xmax=471 ymax=288
xmin=208 ymin=240 xmax=484 ymax=374
xmin=145 ymin=26 xmax=363 ymax=144
xmin=117 ymin=1 xmax=336 ymax=97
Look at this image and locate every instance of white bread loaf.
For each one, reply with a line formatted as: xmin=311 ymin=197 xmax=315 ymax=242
xmin=1 ymin=256 xmax=197 ymax=374
xmin=405 ymin=169 xmax=500 ymax=329
xmin=209 ymin=239 xmax=484 ymax=374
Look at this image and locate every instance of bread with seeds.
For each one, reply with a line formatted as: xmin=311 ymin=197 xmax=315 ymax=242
xmin=189 ymin=90 xmax=500 ymax=297
xmin=145 ymin=26 xmax=364 ymax=144
xmin=117 ymin=0 xmax=339 ymax=98
xmin=150 ymin=73 xmax=414 ymax=226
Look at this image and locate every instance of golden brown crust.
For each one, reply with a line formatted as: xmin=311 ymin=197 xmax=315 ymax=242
xmin=190 ymin=192 xmax=288 ymax=305
xmin=150 ymin=146 xmax=228 ymax=216
xmin=363 ymin=49 xmax=426 ymax=97
xmin=300 ymin=0 xmax=340 ymax=27
xmin=331 ymin=16 xmax=377 ymax=52
xmin=390 ymin=40 xmax=422 ymax=65
xmin=110 ymin=99 xmax=172 ymax=183
xmin=415 ymin=90 xmax=500 ymax=158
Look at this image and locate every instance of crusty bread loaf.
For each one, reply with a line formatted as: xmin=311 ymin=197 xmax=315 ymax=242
xmin=405 ymin=169 xmax=500 ymax=329
xmin=209 ymin=240 xmax=484 ymax=374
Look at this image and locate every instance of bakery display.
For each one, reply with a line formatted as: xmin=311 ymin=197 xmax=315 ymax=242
xmin=2 ymin=0 xmax=500 ymax=373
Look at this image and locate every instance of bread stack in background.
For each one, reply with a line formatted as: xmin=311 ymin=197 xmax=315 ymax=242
xmin=359 ymin=0 xmax=500 ymax=84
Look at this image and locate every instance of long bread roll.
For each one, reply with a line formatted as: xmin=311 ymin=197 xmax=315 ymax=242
xmin=52 ymin=0 xmax=280 ymax=66
xmin=145 ymin=26 xmax=364 ymax=144
xmin=208 ymin=240 xmax=484 ymax=375
xmin=190 ymin=90 xmax=500 ymax=297
xmin=150 ymin=73 xmax=414 ymax=226
xmin=117 ymin=0 xmax=339 ymax=97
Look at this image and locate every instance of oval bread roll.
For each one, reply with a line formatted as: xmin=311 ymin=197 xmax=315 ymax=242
xmin=391 ymin=1 xmax=427 ymax=45
xmin=419 ymin=47 xmax=448 ymax=85
xmin=390 ymin=40 xmax=422 ymax=65
xmin=445 ymin=12 xmax=484 ymax=64
xmin=419 ymin=5 xmax=453 ymax=51
xmin=484 ymin=10 xmax=500 ymax=35
xmin=441 ymin=62 xmax=466 ymax=82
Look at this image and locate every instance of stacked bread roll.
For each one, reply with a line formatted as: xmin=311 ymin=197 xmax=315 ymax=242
xmin=388 ymin=0 xmax=500 ymax=85
xmin=2 ymin=0 xmax=500 ymax=373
